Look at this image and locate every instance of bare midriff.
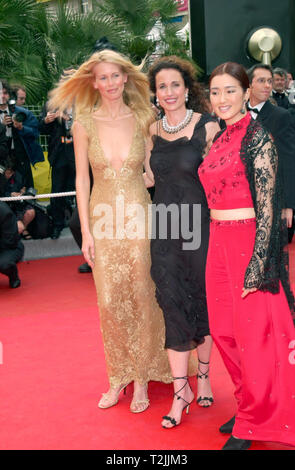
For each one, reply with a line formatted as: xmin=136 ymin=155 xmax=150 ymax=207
xmin=210 ymin=207 xmax=255 ymax=220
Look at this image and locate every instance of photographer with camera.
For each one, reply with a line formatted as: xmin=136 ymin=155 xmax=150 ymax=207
xmin=3 ymin=158 xmax=36 ymax=239
xmin=39 ymin=103 xmax=75 ymax=240
xmin=0 ymin=80 xmax=44 ymax=189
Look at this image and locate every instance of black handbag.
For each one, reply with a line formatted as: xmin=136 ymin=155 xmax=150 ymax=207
xmin=27 ymin=202 xmax=53 ymax=239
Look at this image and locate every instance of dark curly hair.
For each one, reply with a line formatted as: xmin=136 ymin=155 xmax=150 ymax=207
xmin=148 ymin=56 xmax=209 ymax=113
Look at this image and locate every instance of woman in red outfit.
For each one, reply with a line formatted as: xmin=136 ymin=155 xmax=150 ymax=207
xmin=198 ymin=62 xmax=295 ymax=450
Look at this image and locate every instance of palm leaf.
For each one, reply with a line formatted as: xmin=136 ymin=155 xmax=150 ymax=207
xmin=0 ymin=0 xmax=198 ymax=105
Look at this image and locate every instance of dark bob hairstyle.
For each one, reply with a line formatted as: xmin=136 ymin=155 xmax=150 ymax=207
xmin=209 ymin=62 xmax=250 ymax=92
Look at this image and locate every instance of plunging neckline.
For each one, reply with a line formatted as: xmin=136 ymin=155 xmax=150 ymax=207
xmin=91 ymin=114 xmax=138 ymax=176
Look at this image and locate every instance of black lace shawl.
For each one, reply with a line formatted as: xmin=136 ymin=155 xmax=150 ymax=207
xmin=239 ymin=118 xmax=295 ymax=322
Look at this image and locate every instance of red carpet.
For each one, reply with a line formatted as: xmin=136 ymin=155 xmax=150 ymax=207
xmin=0 ymin=252 xmax=294 ymax=451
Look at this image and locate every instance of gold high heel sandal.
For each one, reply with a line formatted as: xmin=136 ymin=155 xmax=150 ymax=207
xmin=98 ymin=383 xmax=128 ymax=409
xmin=162 ymin=376 xmax=194 ymax=429
xmin=130 ymin=383 xmax=149 ymax=414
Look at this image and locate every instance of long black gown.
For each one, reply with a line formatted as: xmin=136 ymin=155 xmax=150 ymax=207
xmin=150 ymin=113 xmax=215 ymax=352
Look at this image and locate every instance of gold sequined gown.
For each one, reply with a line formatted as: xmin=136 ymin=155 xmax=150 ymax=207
xmin=77 ymin=114 xmax=172 ymax=388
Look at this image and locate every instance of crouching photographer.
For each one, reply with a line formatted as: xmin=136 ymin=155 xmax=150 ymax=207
xmin=0 ymin=165 xmax=24 ymax=288
xmin=2 ymin=158 xmax=53 ymax=240
xmin=3 ymin=159 xmax=35 ymax=239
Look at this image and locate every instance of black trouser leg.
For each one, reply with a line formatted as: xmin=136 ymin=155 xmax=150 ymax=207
xmin=13 ymin=153 xmax=34 ymax=189
xmin=0 ymin=246 xmax=23 ymax=281
xmin=288 ymin=213 xmax=295 ymax=243
xmin=50 ymin=164 xmax=68 ymax=229
xmin=51 ymin=162 xmax=76 ymax=229
xmin=69 ymin=207 xmax=82 ymax=249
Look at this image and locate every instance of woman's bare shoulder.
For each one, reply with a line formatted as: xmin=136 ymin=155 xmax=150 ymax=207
xmin=149 ymin=119 xmax=158 ymax=137
xmin=72 ymin=119 xmax=88 ymax=134
xmin=193 ymin=111 xmax=202 ymax=122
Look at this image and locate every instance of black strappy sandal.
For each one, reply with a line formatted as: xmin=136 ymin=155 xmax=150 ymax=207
xmin=22 ymin=230 xmax=32 ymax=240
xmin=162 ymin=376 xmax=194 ymax=429
xmin=196 ymin=359 xmax=214 ymax=408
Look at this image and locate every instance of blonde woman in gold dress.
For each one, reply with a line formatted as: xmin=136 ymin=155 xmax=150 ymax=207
xmin=49 ymin=50 xmax=172 ymax=413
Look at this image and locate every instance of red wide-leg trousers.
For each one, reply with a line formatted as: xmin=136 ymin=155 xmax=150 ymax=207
xmin=206 ymin=218 xmax=295 ymax=446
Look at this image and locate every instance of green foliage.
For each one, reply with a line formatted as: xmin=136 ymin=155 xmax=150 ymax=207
xmin=0 ymin=0 xmax=200 ymax=105
xmin=46 ymin=2 xmax=119 ymax=82
xmin=0 ymin=0 xmax=120 ymax=104
xmin=95 ymin=0 xmax=188 ymax=63
xmin=0 ymin=0 xmax=48 ymax=103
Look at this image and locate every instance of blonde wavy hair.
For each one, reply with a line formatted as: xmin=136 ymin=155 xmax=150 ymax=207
xmin=48 ymin=50 xmax=154 ymax=135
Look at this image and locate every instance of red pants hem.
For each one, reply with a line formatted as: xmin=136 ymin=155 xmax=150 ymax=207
xmin=233 ymin=427 xmax=295 ymax=447
xmin=206 ymin=219 xmax=295 ymax=447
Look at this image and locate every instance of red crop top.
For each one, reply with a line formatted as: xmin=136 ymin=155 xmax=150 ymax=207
xmin=198 ymin=113 xmax=254 ymax=210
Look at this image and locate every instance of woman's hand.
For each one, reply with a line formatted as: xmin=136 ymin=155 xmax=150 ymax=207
xmin=241 ymin=287 xmax=257 ymax=298
xmin=143 ymin=172 xmax=154 ymax=188
xmin=82 ymin=232 xmax=95 ymax=269
xmin=45 ymin=111 xmax=58 ymax=124
xmin=3 ymin=115 xmax=12 ymax=126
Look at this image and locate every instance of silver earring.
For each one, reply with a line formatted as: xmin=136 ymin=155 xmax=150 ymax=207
xmin=185 ymin=92 xmax=189 ymax=103
xmin=156 ymin=97 xmax=160 ymax=107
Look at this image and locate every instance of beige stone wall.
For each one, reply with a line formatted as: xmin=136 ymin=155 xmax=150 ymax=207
xmin=37 ymin=0 xmax=94 ymax=13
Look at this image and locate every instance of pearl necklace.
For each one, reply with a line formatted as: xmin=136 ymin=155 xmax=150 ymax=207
xmin=162 ymin=109 xmax=194 ymax=134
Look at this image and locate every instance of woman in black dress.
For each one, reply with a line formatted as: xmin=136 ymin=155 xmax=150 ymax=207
xmin=145 ymin=57 xmax=220 ymax=428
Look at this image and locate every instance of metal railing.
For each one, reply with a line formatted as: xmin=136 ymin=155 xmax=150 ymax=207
xmin=27 ymin=104 xmax=49 ymax=152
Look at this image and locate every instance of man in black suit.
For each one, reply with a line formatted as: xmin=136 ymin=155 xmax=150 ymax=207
xmin=247 ymin=64 xmax=295 ymax=241
xmin=39 ymin=104 xmax=75 ymax=239
xmin=272 ymin=67 xmax=291 ymax=109
xmin=0 ymin=122 xmax=9 ymax=165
